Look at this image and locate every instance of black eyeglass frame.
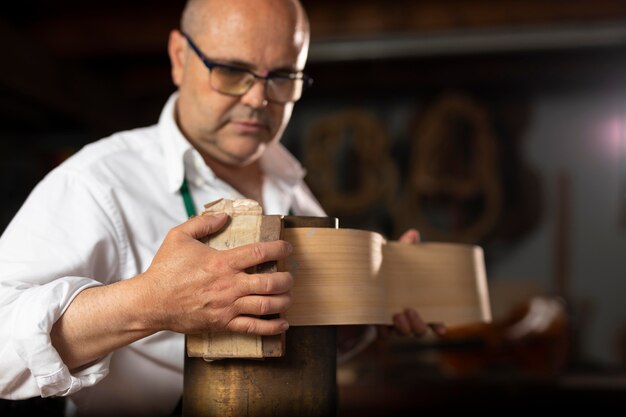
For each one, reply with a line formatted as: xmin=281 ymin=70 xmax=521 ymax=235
xmin=181 ymin=31 xmax=313 ymax=103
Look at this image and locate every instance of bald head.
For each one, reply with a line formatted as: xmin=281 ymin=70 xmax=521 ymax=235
xmin=181 ymin=0 xmax=309 ymax=46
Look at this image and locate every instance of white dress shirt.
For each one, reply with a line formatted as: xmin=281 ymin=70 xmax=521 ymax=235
xmin=0 ymin=92 xmax=325 ymax=416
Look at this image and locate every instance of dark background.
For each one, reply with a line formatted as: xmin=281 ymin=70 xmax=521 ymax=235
xmin=3 ymin=0 xmax=626 ymax=414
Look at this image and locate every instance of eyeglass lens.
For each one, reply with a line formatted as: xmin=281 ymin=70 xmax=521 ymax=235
xmin=209 ymin=66 xmax=303 ymax=103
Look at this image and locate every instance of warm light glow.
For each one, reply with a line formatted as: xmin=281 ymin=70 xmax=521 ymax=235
xmin=605 ymin=116 xmax=625 ymax=159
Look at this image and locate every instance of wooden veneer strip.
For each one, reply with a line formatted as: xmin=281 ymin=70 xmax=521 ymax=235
xmin=282 ymin=228 xmax=491 ymax=328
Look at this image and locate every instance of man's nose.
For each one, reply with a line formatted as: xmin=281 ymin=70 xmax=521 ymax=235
xmin=240 ymin=79 xmax=268 ymax=108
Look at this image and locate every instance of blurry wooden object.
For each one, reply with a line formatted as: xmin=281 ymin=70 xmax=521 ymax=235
xmin=402 ymin=93 xmax=503 ymax=243
xmin=555 ymin=173 xmax=570 ymax=299
xmin=488 ymin=278 xmax=545 ymax=321
xmin=554 ymin=172 xmax=585 ymax=367
xmin=438 ymin=296 xmax=569 ymax=377
xmin=304 ymin=109 xmax=398 ymax=216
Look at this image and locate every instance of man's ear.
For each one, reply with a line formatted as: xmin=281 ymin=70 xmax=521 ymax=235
xmin=168 ymin=30 xmax=187 ymax=87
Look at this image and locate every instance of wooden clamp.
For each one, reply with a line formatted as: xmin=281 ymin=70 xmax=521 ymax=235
xmin=186 ymin=198 xmax=285 ymax=360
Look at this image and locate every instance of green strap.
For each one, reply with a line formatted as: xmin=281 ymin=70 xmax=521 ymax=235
xmin=180 ymin=177 xmax=198 ymax=217
xmin=181 ymin=177 xmax=293 ymax=217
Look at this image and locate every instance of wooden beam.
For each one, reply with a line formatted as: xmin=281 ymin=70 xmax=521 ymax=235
xmin=303 ymin=0 xmax=626 ymax=39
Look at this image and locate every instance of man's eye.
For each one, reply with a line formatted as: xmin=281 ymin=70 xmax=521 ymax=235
xmin=272 ymin=73 xmax=297 ymax=80
xmin=220 ymin=66 xmax=248 ymax=75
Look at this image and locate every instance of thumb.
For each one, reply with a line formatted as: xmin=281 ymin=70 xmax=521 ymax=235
xmin=177 ymin=213 xmax=230 ymax=240
xmin=398 ymin=228 xmax=420 ymax=244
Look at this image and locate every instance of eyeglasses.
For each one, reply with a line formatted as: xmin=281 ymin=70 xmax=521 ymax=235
xmin=181 ymin=31 xmax=313 ymax=104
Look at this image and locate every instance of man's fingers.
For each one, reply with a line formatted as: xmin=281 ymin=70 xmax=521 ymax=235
xmin=235 ymin=293 xmax=292 ymax=316
xmin=405 ymin=308 xmax=428 ymax=336
xmin=175 ymin=213 xmax=229 ymax=240
xmin=237 ymin=272 xmax=293 ymax=296
xmin=398 ymin=229 xmax=420 ymax=244
xmin=392 ymin=312 xmax=412 ymax=336
xmin=226 ymin=240 xmax=293 ymax=271
xmin=428 ymin=322 xmax=447 ymax=336
xmin=393 ymin=308 xmax=428 ymax=337
xmin=227 ymin=316 xmax=290 ymax=336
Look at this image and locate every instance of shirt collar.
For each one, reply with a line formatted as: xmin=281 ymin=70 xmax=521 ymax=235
xmin=159 ymin=92 xmax=195 ymax=194
xmin=158 ymin=91 xmax=307 ymax=193
xmin=260 ymin=141 xmax=307 ymax=188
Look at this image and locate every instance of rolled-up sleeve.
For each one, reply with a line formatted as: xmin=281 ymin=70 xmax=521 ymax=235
xmin=0 ymin=168 xmax=125 ymax=399
xmin=1 ymin=277 xmax=108 ymax=398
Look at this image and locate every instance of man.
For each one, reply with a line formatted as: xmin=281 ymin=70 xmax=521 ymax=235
xmin=0 ymin=0 xmax=437 ymax=415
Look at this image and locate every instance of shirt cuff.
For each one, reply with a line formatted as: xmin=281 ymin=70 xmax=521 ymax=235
xmin=10 ymin=277 xmax=109 ymax=397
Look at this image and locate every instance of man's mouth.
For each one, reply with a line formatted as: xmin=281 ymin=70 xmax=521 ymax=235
xmin=231 ymin=120 xmax=268 ymax=133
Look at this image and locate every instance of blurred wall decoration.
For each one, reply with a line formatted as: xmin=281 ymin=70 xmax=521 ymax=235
xmin=293 ymin=91 xmax=542 ymax=248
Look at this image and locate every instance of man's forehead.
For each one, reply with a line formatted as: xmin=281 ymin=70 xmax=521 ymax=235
xmin=193 ymin=0 xmax=307 ymax=69
xmin=196 ymin=0 xmax=303 ymax=28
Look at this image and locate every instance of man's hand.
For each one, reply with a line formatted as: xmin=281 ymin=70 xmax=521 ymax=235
xmin=377 ymin=308 xmax=446 ymax=339
xmin=378 ymin=228 xmax=446 ymax=339
xmin=51 ymin=213 xmax=292 ymax=371
xmin=139 ymin=213 xmax=293 ymax=336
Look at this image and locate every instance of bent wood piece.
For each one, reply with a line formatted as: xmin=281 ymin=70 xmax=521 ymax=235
xmin=282 ymin=228 xmax=492 ymax=328
xmin=183 ymin=215 xmax=338 ymax=417
xmin=186 ymin=199 xmax=284 ymax=360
